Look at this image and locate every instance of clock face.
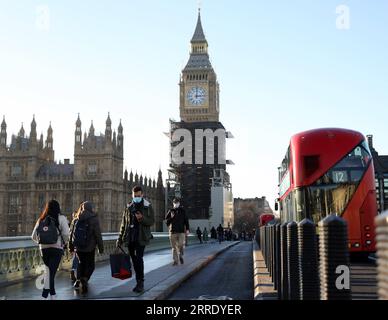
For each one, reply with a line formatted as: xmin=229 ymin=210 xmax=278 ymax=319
xmin=186 ymin=86 xmax=206 ymax=106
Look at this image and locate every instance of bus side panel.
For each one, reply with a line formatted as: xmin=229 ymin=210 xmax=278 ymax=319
xmin=360 ymin=190 xmax=377 ymax=252
xmin=343 ymin=164 xmax=377 ymax=253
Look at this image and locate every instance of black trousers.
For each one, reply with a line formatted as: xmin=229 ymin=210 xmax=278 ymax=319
xmin=128 ymin=242 xmax=145 ymax=282
xmin=41 ymin=248 xmax=63 ymax=297
xmin=76 ymin=251 xmax=95 ymax=282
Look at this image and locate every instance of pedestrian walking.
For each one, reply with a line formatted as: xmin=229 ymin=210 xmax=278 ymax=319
xmin=196 ymin=227 xmax=203 ymax=244
xmin=210 ymin=226 xmax=217 ymax=239
xmin=69 ymin=201 xmax=104 ymax=295
xmin=31 ymin=200 xmax=70 ymax=300
xmin=203 ymin=228 xmax=209 ymax=243
xmin=165 ymin=198 xmax=189 ymax=266
xmin=116 ymin=185 xmax=155 ymax=293
xmin=217 ymin=224 xmax=224 ymax=244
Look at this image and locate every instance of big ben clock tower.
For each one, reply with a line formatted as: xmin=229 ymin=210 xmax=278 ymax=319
xmin=180 ymin=9 xmax=219 ymax=122
xmin=168 ymin=10 xmax=233 ymax=230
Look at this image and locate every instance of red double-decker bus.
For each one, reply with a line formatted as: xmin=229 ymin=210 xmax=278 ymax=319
xmin=277 ymin=128 xmax=377 ymax=254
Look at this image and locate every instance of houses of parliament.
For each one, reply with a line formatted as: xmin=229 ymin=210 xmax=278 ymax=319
xmin=0 ymin=114 xmax=165 ymax=237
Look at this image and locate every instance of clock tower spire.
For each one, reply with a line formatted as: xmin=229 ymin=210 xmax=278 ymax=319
xmin=179 ymin=10 xmax=220 ymax=122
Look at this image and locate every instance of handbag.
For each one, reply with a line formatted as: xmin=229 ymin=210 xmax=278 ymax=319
xmin=110 ymin=246 xmax=132 ymax=280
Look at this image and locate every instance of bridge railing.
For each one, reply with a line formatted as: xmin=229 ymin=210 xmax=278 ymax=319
xmin=0 ymin=232 xmax=200 ymax=287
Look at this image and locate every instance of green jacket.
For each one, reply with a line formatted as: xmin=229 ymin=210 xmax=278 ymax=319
xmin=117 ymin=199 xmax=155 ymax=247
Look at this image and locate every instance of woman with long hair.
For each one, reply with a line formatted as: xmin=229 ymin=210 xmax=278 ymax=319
xmin=31 ymin=200 xmax=70 ymax=299
xmin=69 ymin=201 xmax=103 ymax=295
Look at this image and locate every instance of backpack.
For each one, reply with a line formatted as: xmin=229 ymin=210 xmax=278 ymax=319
xmin=36 ymin=216 xmax=59 ymax=245
xmin=72 ymin=219 xmax=90 ymax=250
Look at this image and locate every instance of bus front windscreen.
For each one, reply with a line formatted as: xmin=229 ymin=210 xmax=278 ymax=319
xmin=305 ymin=140 xmax=372 ymax=224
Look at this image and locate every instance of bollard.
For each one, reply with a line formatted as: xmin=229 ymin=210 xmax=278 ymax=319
xmin=273 ymin=223 xmax=279 ymax=291
xmin=263 ymin=226 xmax=266 ymax=264
xmin=269 ymin=224 xmax=273 ymax=278
xmin=287 ymin=221 xmax=300 ymax=300
xmin=376 ymin=211 xmax=388 ymax=300
xmin=272 ymin=223 xmax=277 ymax=286
xmin=266 ymin=225 xmax=270 ymax=268
xmin=260 ymin=226 xmax=264 ymax=252
xmin=318 ymin=214 xmax=351 ymax=300
xmin=280 ymin=222 xmax=289 ymax=300
xmin=298 ymin=219 xmax=320 ymax=300
xmin=276 ymin=223 xmax=282 ymax=299
xmin=263 ymin=226 xmax=266 ymax=263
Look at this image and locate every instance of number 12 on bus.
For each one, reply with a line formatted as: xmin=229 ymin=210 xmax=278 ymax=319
xmin=276 ymin=128 xmax=377 ymax=254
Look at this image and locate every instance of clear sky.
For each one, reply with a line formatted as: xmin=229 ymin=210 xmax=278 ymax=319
xmin=0 ymin=0 xmax=387 ymax=209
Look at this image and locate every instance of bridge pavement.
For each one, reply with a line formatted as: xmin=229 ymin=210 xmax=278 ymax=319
xmin=0 ymin=240 xmax=239 ymax=300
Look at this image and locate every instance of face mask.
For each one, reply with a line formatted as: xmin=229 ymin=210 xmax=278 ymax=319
xmin=133 ymin=197 xmax=143 ymax=204
xmin=173 ymin=203 xmax=180 ymax=209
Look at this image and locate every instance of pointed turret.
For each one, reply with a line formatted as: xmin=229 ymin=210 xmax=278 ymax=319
xmin=112 ymin=130 xmax=117 ymax=146
xmin=105 ymin=112 xmax=112 ymax=142
xmin=129 ymin=170 xmax=134 ymax=183
xmin=30 ymin=115 xmax=37 ymax=142
xmin=39 ymin=133 xmax=44 ymax=150
xmin=191 ymin=9 xmax=207 ymax=44
xmin=144 ymin=176 xmax=148 ymax=188
xmin=18 ymin=123 xmax=25 ymax=138
xmin=75 ymin=113 xmax=82 ymax=148
xmin=89 ymin=121 xmax=95 ymax=137
xmin=0 ymin=116 xmax=7 ymax=147
xmin=45 ymin=122 xmax=53 ymax=149
xmin=117 ymin=119 xmax=123 ymax=154
xmin=157 ymin=168 xmax=163 ymax=188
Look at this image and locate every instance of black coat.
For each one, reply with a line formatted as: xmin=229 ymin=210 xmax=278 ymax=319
xmin=69 ymin=209 xmax=104 ymax=253
xmin=165 ymin=207 xmax=189 ymax=233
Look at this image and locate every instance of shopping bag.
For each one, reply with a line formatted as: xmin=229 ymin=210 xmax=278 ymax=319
xmin=110 ymin=246 xmax=132 ymax=280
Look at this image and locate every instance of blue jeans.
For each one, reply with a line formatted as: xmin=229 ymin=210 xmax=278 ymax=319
xmin=71 ymin=254 xmax=79 ymax=270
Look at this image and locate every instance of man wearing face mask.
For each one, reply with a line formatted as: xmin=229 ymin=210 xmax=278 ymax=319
xmin=117 ymin=185 xmax=154 ymax=293
xmin=165 ymin=198 xmax=190 ymax=266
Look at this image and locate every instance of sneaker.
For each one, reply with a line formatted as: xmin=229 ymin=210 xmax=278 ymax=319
xmin=133 ymin=281 xmax=144 ymax=293
xmin=80 ymin=280 xmax=88 ymax=295
xmin=179 ymin=256 xmax=184 ymax=264
xmin=70 ymin=270 xmax=76 ymax=282
xmin=73 ymin=280 xmax=80 ymax=290
xmin=172 ymin=261 xmax=178 ymax=266
xmin=50 ymin=294 xmax=57 ymax=300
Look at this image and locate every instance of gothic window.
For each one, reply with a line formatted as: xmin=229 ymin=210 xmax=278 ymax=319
xmin=87 ymin=163 xmax=97 ymax=176
xmin=38 ymin=193 xmax=45 ymax=211
xmin=8 ymin=193 xmax=22 ymax=214
xmin=76 ymin=135 xmax=81 ymax=142
xmin=11 ymin=164 xmax=22 ymax=177
xmin=65 ymin=193 xmax=72 ymax=212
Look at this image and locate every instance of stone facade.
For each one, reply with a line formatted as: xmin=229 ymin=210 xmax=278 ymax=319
xmin=0 ymin=115 xmax=165 ymax=236
xmin=234 ymin=197 xmax=273 ymax=219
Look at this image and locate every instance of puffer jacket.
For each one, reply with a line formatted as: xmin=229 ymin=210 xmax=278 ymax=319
xmin=69 ymin=202 xmax=104 ymax=253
